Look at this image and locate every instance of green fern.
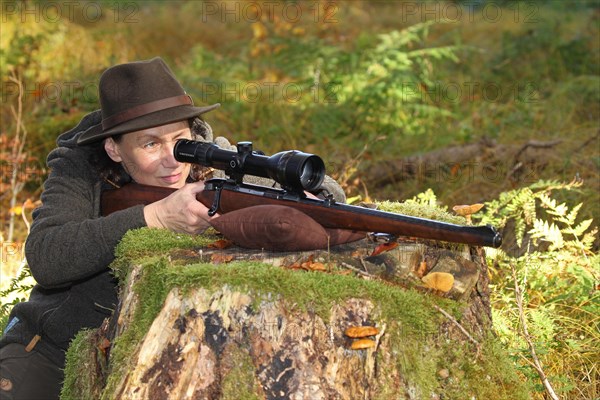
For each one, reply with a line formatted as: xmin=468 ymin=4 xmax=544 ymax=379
xmin=476 ymin=179 xmax=599 ymax=398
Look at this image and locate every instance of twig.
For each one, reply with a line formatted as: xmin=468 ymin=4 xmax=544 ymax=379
xmin=572 ymin=129 xmax=599 ymax=154
xmin=432 ymin=304 xmax=480 ymax=349
xmin=21 ymin=200 xmax=31 ymax=234
xmin=358 ymin=257 xmax=370 ymax=273
xmin=340 ymin=262 xmax=377 ymax=278
xmin=6 ymin=71 xmax=29 ymax=242
xmin=510 ymin=263 xmax=560 ymax=400
xmin=512 ymin=139 xmax=563 ymax=163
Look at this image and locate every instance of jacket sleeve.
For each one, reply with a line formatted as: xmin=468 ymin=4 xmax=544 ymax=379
xmin=25 ymin=148 xmax=147 ymax=289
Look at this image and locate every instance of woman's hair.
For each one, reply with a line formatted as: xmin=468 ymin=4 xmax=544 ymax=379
xmin=94 ymin=117 xmax=213 ymax=187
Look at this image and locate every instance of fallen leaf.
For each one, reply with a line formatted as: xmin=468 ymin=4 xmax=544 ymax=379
xmin=350 ymin=338 xmax=376 ymax=350
xmin=287 ymin=262 xmax=302 ymax=270
xmin=210 ymin=254 xmax=234 ymax=264
xmin=370 ymin=242 xmax=398 ymax=257
xmin=345 ymin=326 xmax=379 ymax=338
xmin=304 ymin=261 xmax=327 ymax=272
xmin=422 ymin=272 xmax=454 ymax=292
xmin=207 ymin=239 xmax=233 ymax=249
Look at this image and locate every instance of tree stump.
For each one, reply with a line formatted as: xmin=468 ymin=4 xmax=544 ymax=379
xmin=61 ymin=229 xmax=528 ymax=400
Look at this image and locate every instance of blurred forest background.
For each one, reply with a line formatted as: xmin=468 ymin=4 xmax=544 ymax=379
xmin=1 ymin=0 xmax=599 ymax=398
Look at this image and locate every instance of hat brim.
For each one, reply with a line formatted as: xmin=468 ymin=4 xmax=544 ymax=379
xmin=77 ymin=103 xmax=220 ymax=145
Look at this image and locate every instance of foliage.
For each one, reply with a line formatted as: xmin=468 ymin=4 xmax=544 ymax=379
xmin=0 ymin=266 xmax=34 ymax=333
xmin=474 ymin=180 xmax=599 ymax=399
xmin=313 ymin=21 xmax=460 ymax=141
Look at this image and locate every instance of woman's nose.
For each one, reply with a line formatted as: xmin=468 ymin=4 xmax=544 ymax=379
xmin=162 ymin=142 xmax=179 ymax=167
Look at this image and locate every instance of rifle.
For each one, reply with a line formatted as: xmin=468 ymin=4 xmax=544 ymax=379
xmin=101 ymin=140 xmax=502 ymax=248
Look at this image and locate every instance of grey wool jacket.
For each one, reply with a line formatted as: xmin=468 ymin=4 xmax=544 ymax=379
xmin=0 ymin=111 xmax=147 ymax=367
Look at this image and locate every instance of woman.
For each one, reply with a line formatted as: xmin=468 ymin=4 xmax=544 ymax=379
xmin=0 ymin=57 xmax=225 ymax=399
xmin=0 ymin=57 xmax=347 ymax=399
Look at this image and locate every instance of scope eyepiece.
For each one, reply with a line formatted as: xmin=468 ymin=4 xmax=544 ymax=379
xmin=174 ymin=139 xmax=326 ymax=193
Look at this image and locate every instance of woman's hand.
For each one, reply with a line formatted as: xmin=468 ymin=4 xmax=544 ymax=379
xmin=143 ymin=181 xmax=216 ymax=234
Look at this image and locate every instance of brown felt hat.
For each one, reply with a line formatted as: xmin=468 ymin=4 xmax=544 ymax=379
xmin=78 ymin=57 xmax=220 ymax=145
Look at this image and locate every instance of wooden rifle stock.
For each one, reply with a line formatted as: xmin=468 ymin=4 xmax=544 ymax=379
xmin=101 ymin=183 xmax=176 ymax=216
xmin=101 ymin=179 xmax=502 ymax=248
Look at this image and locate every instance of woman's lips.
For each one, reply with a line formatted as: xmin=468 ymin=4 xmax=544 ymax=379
xmin=160 ymin=173 xmax=182 ymax=184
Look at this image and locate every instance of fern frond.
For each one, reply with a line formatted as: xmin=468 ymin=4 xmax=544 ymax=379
xmin=580 ymin=228 xmax=598 ymax=250
xmin=563 ymin=203 xmax=583 ymax=226
xmin=564 ymin=218 xmax=593 ymax=238
xmin=530 ymin=219 xmax=564 ymax=250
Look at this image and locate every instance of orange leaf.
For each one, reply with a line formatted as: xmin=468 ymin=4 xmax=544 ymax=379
xmin=450 ymin=163 xmax=461 ymax=177
xmin=286 ymin=262 xmax=302 ymax=270
xmin=306 ymin=262 xmax=327 ymax=272
xmin=210 ymin=254 xmax=234 ymax=264
xmin=370 ymin=242 xmax=398 ymax=257
xmin=98 ymin=337 xmax=111 ymax=351
xmin=208 ymin=239 xmax=233 ymax=249
xmin=351 ymin=250 xmax=365 ymax=258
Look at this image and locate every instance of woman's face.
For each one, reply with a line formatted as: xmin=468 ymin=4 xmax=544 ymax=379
xmin=104 ymin=120 xmax=192 ymax=188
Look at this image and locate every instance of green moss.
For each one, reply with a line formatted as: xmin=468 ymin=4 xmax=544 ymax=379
xmin=377 ymin=200 xmax=466 ymax=225
xmin=435 ymin=337 xmax=532 ymax=400
xmin=61 ymin=329 xmax=104 ymax=400
xmin=111 ymin=227 xmax=217 ymax=281
xmin=101 ymin=259 xmax=172 ymax=400
xmin=164 ymin=261 xmax=442 ymax=335
xmin=221 ymin=346 xmax=262 ymax=400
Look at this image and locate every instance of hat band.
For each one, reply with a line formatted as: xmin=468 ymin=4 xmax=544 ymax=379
xmin=101 ymin=94 xmax=193 ymax=131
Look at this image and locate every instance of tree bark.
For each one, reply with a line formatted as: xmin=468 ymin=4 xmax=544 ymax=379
xmin=364 ymin=138 xmax=563 ymax=188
